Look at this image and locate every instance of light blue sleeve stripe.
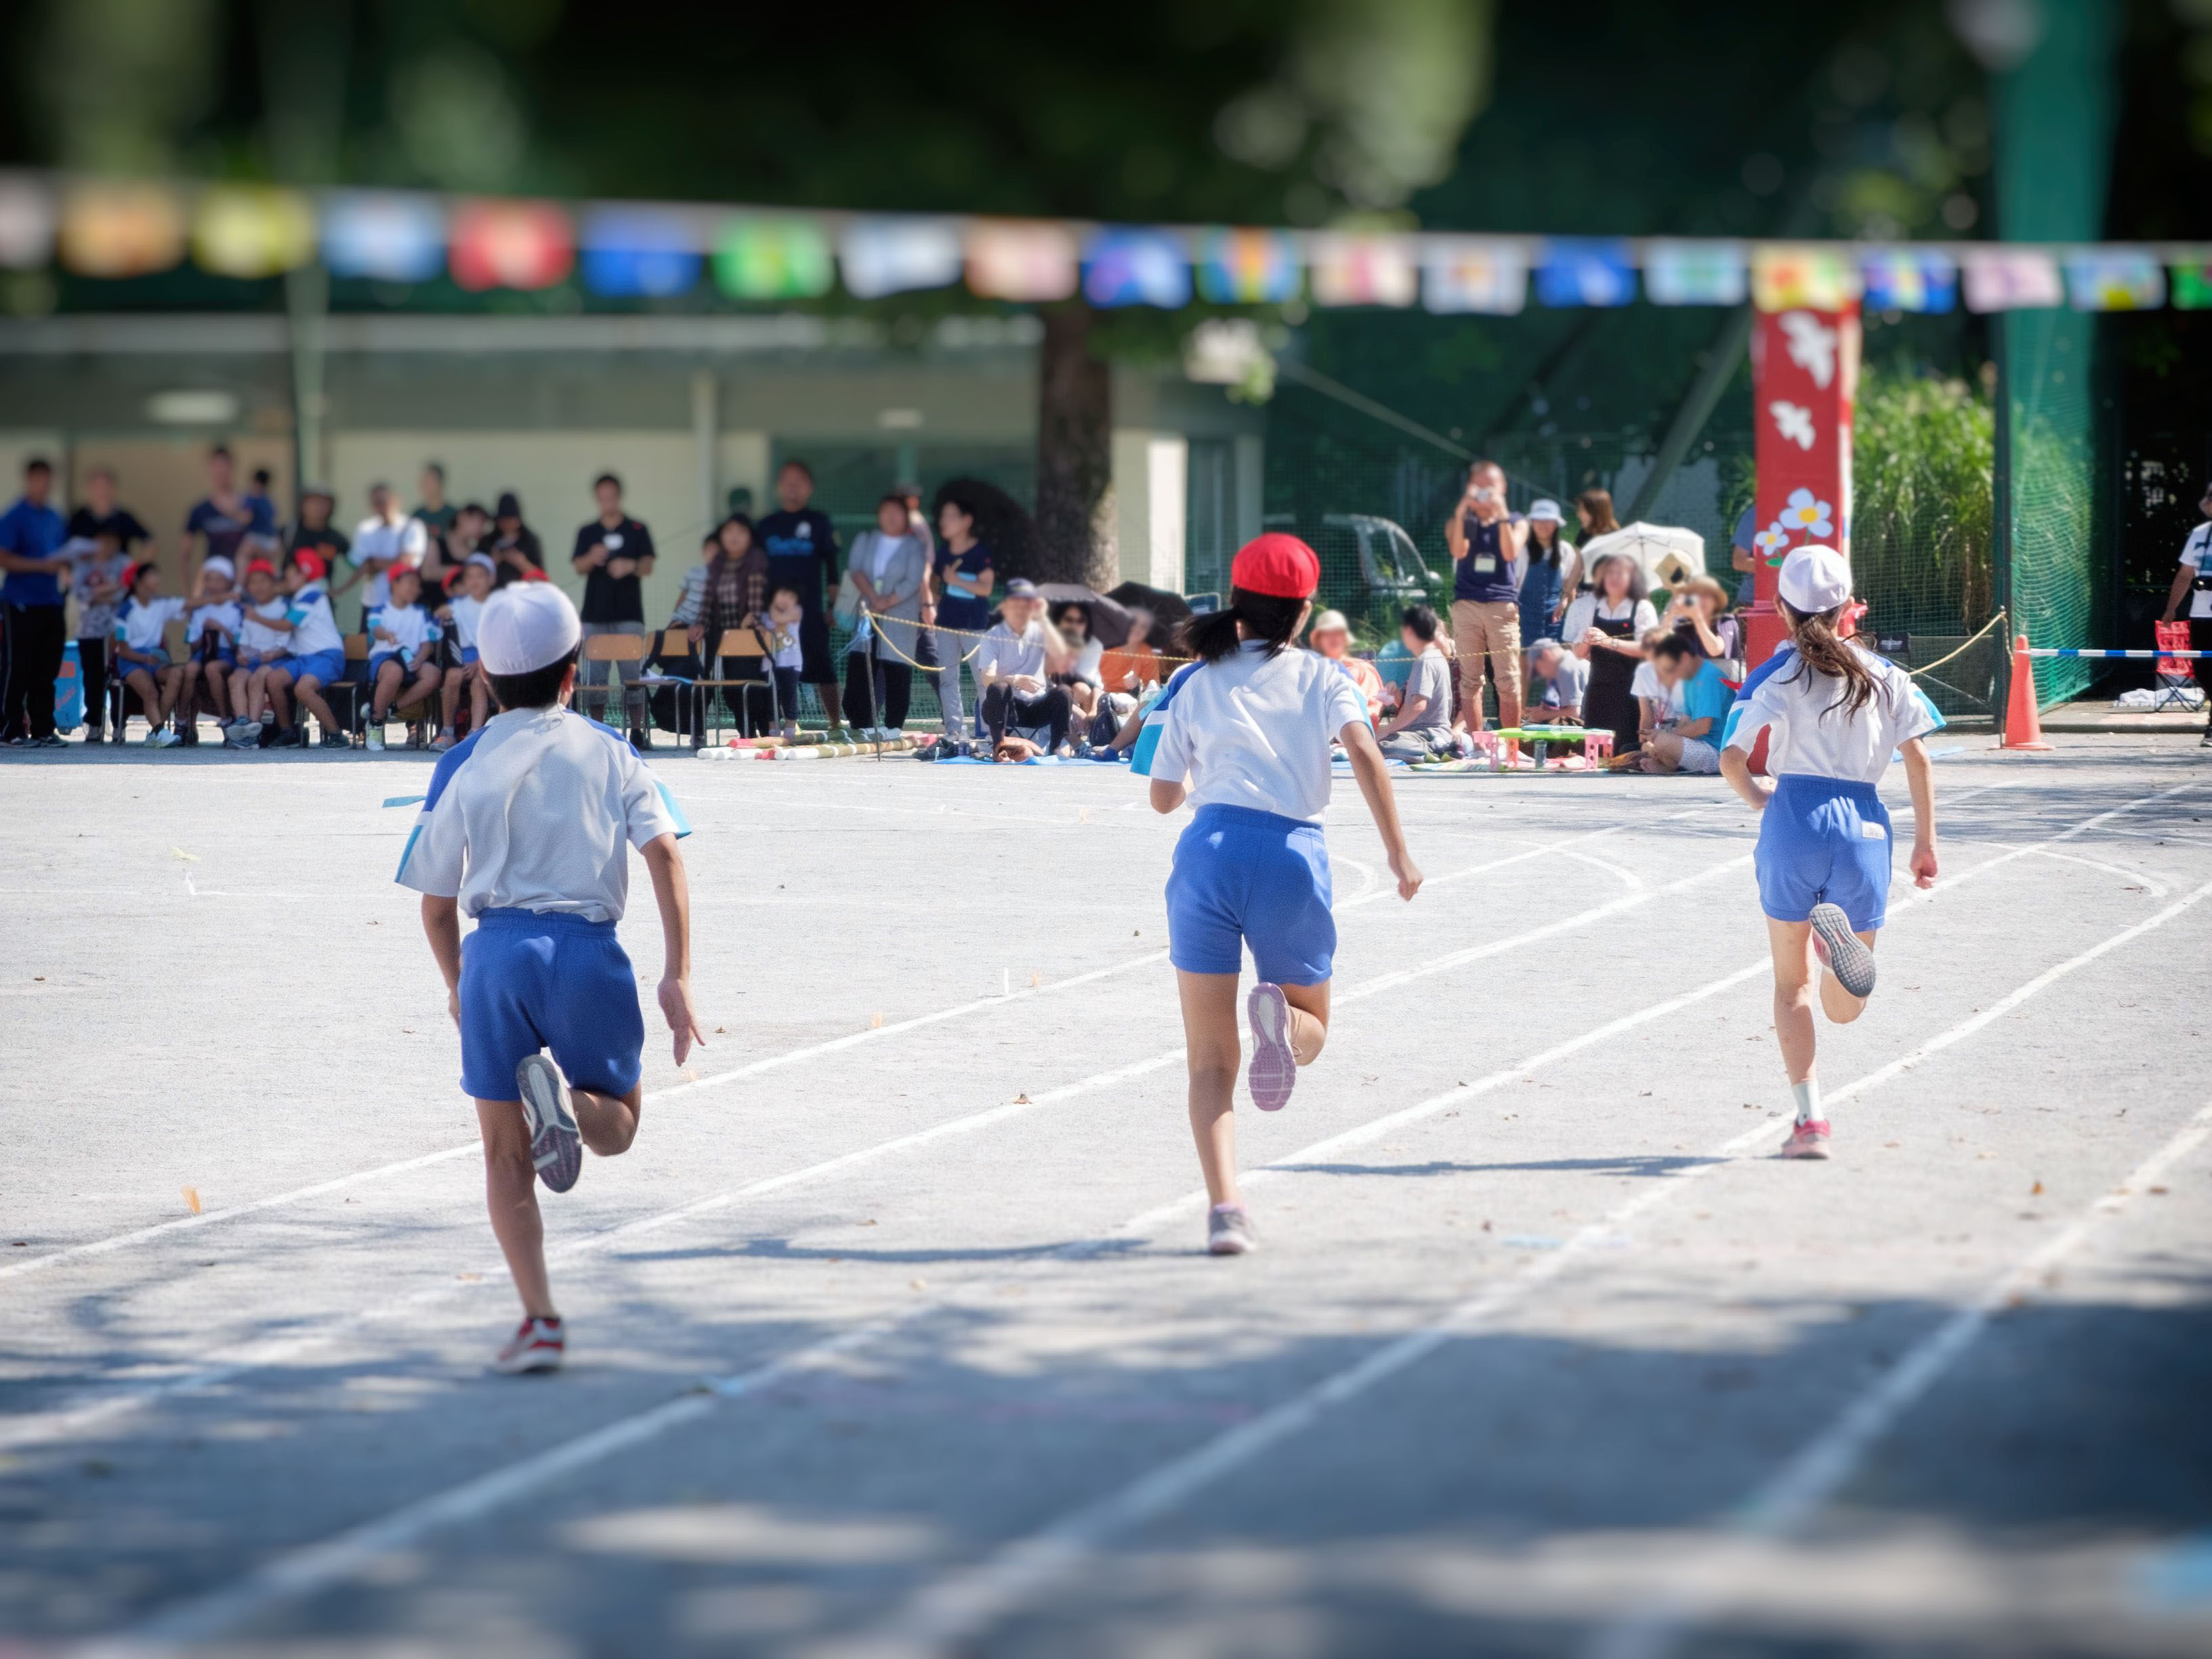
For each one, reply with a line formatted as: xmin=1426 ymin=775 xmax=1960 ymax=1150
xmin=393 ymin=822 xmax=424 ymax=883
xmin=655 ymin=780 xmax=694 ymax=839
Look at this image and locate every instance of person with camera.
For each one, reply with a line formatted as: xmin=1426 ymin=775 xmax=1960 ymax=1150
xmin=1444 ymin=459 xmax=1526 ymax=733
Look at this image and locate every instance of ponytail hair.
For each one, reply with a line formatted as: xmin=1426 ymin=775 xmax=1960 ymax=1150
xmin=1185 ymin=585 xmax=1309 ymax=664
xmin=1779 ymin=599 xmax=1882 ymax=719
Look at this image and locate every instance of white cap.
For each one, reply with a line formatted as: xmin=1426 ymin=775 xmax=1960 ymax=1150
xmin=1776 ymin=543 xmax=1852 ymax=616
xmin=1309 ymin=608 xmax=1350 ymax=636
xmin=200 ymin=555 xmax=235 ymax=581
xmin=1526 ymin=498 xmax=1565 ymax=524
xmin=477 ymin=581 xmax=581 ymax=675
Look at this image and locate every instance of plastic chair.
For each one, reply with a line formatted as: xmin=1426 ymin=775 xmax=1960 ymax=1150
xmin=576 ymin=631 xmax=649 ymax=730
xmin=691 ymin=628 xmax=774 ymax=740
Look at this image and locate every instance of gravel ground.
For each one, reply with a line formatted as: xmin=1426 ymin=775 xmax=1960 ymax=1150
xmin=1 ymin=730 xmax=2209 ymax=1657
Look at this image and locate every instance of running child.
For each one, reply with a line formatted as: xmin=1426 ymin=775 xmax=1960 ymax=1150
xmin=433 ymin=553 xmax=497 ymax=749
xmin=226 ymin=558 xmax=292 ymax=746
xmin=175 ymin=555 xmax=242 ymax=747
xmin=1147 ymin=534 xmax=1422 ymax=1255
xmin=1719 ymin=544 xmax=1938 ymax=1160
xmin=362 ymin=562 xmax=444 ymax=749
xmin=112 ymin=562 xmax=186 ymax=747
xmin=397 ymin=581 xmax=703 ymax=1374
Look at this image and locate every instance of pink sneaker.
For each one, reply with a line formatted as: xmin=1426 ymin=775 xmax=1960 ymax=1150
xmin=1246 ymin=982 xmax=1297 ymax=1112
xmin=1781 ymin=1119 xmax=1832 ymax=1159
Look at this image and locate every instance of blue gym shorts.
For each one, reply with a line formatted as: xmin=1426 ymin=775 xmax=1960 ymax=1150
xmin=459 ymin=907 xmax=646 ymax=1100
xmin=1167 ymin=803 xmax=1336 ymax=985
xmin=1756 ymin=775 xmax=1894 ymax=933
xmin=368 ymin=650 xmax=409 ymax=681
xmin=276 ymin=648 xmax=345 ymax=685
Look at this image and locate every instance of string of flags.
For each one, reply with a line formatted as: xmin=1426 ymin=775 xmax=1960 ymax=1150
xmin=0 ymin=173 xmax=2207 ymax=317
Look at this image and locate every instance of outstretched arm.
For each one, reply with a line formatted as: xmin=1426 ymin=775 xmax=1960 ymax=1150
xmin=1339 ymin=721 xmax=1421 ymax=900
xmin=642 ymin=833 xmax=707 ymax=1062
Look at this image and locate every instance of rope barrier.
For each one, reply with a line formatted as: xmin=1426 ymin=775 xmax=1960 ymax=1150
xmin=853 ymin=607 xmax=1194 ymax=681
xmin=1894 ymin=609 xmax=2008 ymax=679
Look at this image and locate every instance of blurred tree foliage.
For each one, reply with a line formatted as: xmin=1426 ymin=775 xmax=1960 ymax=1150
xmin=1850 ymin=359 xmax=1995 ymax=632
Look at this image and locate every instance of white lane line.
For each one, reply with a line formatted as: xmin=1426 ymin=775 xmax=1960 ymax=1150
xmin=81 ymin=795 xmax=2171 ymax=1650
xmin=1587 ymin=1094 xmax=2212 ymax=1659
xmin=1980 ymin=841 xmax=2171 ymax=898
xmin=1 ymin=834 xmax=1602 ymax=1290
xmin=3 ymin=832 xmax=1703 ymax=1450
xmin=843 ymin=876 xmax=2212 ymax=1659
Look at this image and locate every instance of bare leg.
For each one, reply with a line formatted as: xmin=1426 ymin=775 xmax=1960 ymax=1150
xmin=1642 ymin=730 xmax=1685 ymax=774
xmin=204 ymin=664 xmax=228 ymax=723
xmin=475 ymin=1097 xmax=555 ymax=1319
xmin=441 ymin=667 xmax=463 ymax=729
xmin=294 ymin=676 xmax=340 ymax=736
xmin=1177 ymin=971 xmax=1244 ymax=1206
xmin=370 ymin=659 xmax=403 ymax=721
xmin=176 ymin=662 xmax=203 ymax=727
xmin=818 ymin=679 xmax=843 ymax=728
xmin=1818 ymin=929 xmax=1876 ymax=1026
xmin=1279 ymin=978 xmax=1331 ymax=1064
xmin=156 ymin=668 xmax=183 ymax=722
xmin=470 ymin=665 xmax=489 ymax=728
xmin=1766 ymin=918 xmax=1818 ymax=1085
xmin=266 ymin=670 xmax=294 ymax=727
xmin=123 ymin=670 xmax=160 ymax=731
xmin=403 ymin=665 xmax=442 ymax=721
xmin=571 ymin=1082 xmax=642 ymax=1157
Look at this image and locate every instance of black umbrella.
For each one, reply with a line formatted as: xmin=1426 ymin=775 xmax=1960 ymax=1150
xmin=1035 ymin=583 xmax=1137 ymax=648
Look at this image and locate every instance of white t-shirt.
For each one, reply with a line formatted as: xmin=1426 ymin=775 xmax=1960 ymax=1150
xmin=284 ymin=585 xmax=344 ymax=656
xmin=1724 ymin=642 xmax=1937 ymax=784
xmin=2179 ymin=523 xmax=2212 ymax=618
xmin=1066 ymin=636 xmax=1105 ymax=686
xmin=188 ymin=599 xmax=242 ymax=649
xmin=1561 ymin=593 xmax=1658 ymax=642
xmin=114 ymin=595 xmax=185 ymax=655
xmin=367 ymin=602 xmax=441 ymax=659
xmin=396 ymin=707 xmax=685 ymax=923
xmin=1630 ymin=660 xmax=1684 ymax=718
xmin=1151 ymin=640 xmax=1371 ymax=823
xmin=976 ymin=619 xmax=1047 ymax=682
xmin=351 ymin=515 xmax=430 ymax=609
xmin=446 ymin=593 xmax=486 ymax=651
xmin=768 ymin=620 xmax=803 ymax=670
xmin=238 ymin=597 xmax=291 ymax=656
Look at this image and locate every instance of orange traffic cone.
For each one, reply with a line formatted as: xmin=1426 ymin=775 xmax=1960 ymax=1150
xmin=2000 ymin=633 xmax=2053 ymax=751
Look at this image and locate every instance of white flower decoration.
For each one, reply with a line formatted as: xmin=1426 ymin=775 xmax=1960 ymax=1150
xmin=1770 ymin=400 xmax=1816 ymax=450
xmin=1782 ymin=487 xmax=1835 ymax=538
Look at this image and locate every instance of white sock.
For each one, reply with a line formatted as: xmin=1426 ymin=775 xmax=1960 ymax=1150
xmin=1791 ymin=1078 xmax=1822 ymax=1125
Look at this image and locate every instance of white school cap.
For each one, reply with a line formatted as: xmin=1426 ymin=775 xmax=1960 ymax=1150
xmin=200 ymin=555 xmax=236 ymax=582
xmin=1776 ymin=543 xmax=1852 ymax=616
xmin=476 ymin=581 xmax=581 ymax=675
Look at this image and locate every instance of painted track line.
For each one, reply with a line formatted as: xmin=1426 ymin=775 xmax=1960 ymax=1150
xmin=79 ymin=789 xmax=2178 ymax=1651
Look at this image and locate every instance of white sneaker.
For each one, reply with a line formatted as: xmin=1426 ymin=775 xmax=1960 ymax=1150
xmin=146 ymin=728 xmax=180 ymax=749
xmin=491 ymin=1316 xmax=564 ymax=1375
xmin=365 ymin=719 xmax=385 ymax=751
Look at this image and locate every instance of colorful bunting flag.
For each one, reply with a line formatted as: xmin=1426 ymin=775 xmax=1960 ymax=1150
xmin=1859 ymin=249 xmax=1957 ymax=314
xmin=579 ymin=208 xmax=703 ymax=297
xmin=1961 ymin=248 xmax=2063 ymax=312
xmin=1082 ymin=228 xmax=1190 ymax=308
xmin=1194 ymin=228 xmax=1299 ymax=304
xmin=1750 ymin=245 xmax=1860 ymax=312
xmin=839 ymin=217 xmax=963 ymax=299
xmin=713 ymin=217 xmax=834 ymax=300
xmin=2063 ymin=249 xmax=2165 ymax=312
xmin=1420 ymin=236 xmax=1527 ymax=314
xmin=1643 ymin=240 xmax=1746 ymax=306
xmin=448 ymin=199 xmax=573 ymax=291
xmin=58 ymin=183 xmax=185 ymax=278
xmin=191 ymin=185 xmax=314 ymax=278
xmin=1535 ymin=239 xmax=1635 ymax=308
xmin=0 ymin=174 xmax=55 ymax=269
xmin=1308 ymin=234 xmax=1417 ymax=308
xmin=2172 ymin=260 xmax=2212 ymax=311
xmin=321 ymin=192 xmax=445 ymax=282
xmin=965 ymin=220 xmax=1079 ymax=301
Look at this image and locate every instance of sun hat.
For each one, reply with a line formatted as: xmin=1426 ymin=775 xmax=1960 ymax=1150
xmin=478 ymin=580 xmax=582 ymax=675
xmin=1230 ymin=532 xmax=1320 ymax=600
xmin=1308 ymin=608 xmax=1351 ymax=637
xmin=1777 ymin=543 xmax=1852 ymax=616
xmin=1526 ymin=499 xmax=1565 ymax=524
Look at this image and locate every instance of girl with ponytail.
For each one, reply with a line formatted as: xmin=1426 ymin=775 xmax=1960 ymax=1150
xmin=1148 ymin=534 xmax=1421 ymax=1256
xmin=1721 ymin=544 xmax=1940 ymax=1161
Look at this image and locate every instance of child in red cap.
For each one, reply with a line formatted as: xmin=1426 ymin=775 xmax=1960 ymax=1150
xmin=1148 ymin=533 xmax=1423 ymax=1256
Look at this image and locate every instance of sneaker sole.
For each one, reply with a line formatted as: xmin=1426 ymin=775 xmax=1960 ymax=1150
xmin=1207 ymin=1236 xmax=1255 ymax=1255
xmin=516 ymin=1055 xmax=583 ymax=1194
xmin=1780 ymin=1135 xmax=1833 ymax=1160
xmin=1245 ymin=983 xmax=1297 ymax=1112
xmin=1808 ymin=902 xmax=1877 ymax=999
xmin=491 ymin=1340 xmax=564 ymax=1375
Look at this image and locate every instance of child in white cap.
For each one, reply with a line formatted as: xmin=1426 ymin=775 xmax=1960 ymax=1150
xmin=1720 ymin=544 xmax=1940 ymax=1160
xmin=396 ymin=579 xmax=705 ymax=1374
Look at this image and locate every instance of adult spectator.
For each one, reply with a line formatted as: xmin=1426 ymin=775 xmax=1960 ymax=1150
xmin=412 ymin=461 xmax=457 ymax=544
xmin=0 ymin=457 xmax=70 ymax=745
xmin=1518 ymin=499 xmax=1573 ymax=644
xmin=690 ymin=513 xmax=774 ymax=742
xmin=424 ymin=500 xmax=489 ymax=592
xmin=285 ymin=486 xmax=350 ymax=576
xmin=1445 ymin=459 xmax=1526 ymax=732
xmin=1730 ymin=501 xmax=1758 ymax=606
xmin=1098 ymin=611 xmax=1163 ymax=696
xmin=2158 ymin=478 xmax=2212 ymax=748
xmin=182 ymin=446 xmax=273 ymax=582
xmin=841 ymin=494 xmax=928 ymax=736
xmin=68 ymin=465 xmax=150 ymax=558
xmin=1571 ymin=488 xmax=1621 ymax=599
xmin=1049 ymin=600 xmax=1106 ymax=725
xmin=1666 ymin=574 xmax=1740 ymax=669
xmin=755 ymin=459 xmax=844 ymax=730
xmin=1528 ymin=637 xmax=1589 ymax=723
xmin=346 ymin=481 xmax=430 ymax=619
xmin=930 ymin=489 xmax=994 ymax=736
xmin=570 ymin=471 xmax=656 ymax=745
xmin=976 ymin=578 xmax=1072 ymax=752
xmin=483 ymin=492 xmax=544 ymax=587
xmin=1639 ymin=632 xmax=1732 ymax=774
xmin=66 ymin=468 xmax=148 ymax=743
xmin=1565 ymin=551 xmax=1657 ymax=759
xmin=1375 ymin=602 xmax=1454 ymax=759
xmin=1306 ymin=608 xmax=1387 ymax=719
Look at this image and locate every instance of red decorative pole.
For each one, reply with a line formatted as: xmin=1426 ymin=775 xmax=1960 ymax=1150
xmin=1745 ymin=303 xmax=1861 ymax=668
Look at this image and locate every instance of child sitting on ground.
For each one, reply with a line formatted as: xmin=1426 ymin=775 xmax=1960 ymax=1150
xmin=226 ymin=559 xmax=293 ymax=747
xmin=1639 ymin=632 xmax=1733 ymax=774
xmin=433 ymin=553 xmax=497 ymax=751
xmin=1373 ymin=604 xmax=1453 ymax=760
xmin=363 ymin=562 xmax=445 ymax=749
xmin=175 ymin=556 xmax=242 ymax=747
xmin=1631 ymin=625 xmax=1680 ymax=756
xmin=113 ymin=562 xmax=187 ymax=747
xmin=766 ymin=583 xmax=805 ymax=739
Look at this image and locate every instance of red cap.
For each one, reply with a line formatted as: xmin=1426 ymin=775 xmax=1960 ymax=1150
xmin=1230 ymin=533 xmax=1320 ymax=600
xmin=291 ymin=549 xmax=327 ymax=582
xmin=442 ymin=566 xmax=465 ymax=593
xmin=245 ymin=558 xmax=277 ymax=579
xmin=122 ymin=559 xmax=155 ymax=591
xmin=522 ymin=567 xmax=550 ymax=583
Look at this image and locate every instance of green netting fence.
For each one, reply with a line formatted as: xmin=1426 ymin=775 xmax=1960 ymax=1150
xmin=2002 ymin=310 xmax=2101 ymax=708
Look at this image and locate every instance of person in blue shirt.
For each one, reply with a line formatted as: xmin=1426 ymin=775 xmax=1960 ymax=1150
xmin=0 ymin=457 xmax=73 ymax=745
xmin=1639 ymin=632 xmax=1734 ymax=773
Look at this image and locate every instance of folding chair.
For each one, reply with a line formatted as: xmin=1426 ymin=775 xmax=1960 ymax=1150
xmin=321 ymin=634 xmax=373 ymax=744
xmin=640 ymin=627 xmax=701 ymax=738
xmin=691 ymin=628 xmax=774 ymax=741
xmin=2152 ymin=621 xmax=2200 ymax=713
xmin=576 ymin=631 xmax=649 ymax=734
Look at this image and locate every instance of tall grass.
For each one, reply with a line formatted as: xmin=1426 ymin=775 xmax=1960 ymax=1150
xmin=1850 ymin=363 xmax=1995 ymax=635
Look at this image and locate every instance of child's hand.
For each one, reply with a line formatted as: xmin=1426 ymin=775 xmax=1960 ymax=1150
xmin=1911 ymin=841 xmax=1938 ymax=887
xmin=1390 ymin=851 xmax=1423 ymax=902
xmin=659 ymin=975 xmax=706 ymax=1064
xmin=447 ymin=986 xmax=460 ymax=1026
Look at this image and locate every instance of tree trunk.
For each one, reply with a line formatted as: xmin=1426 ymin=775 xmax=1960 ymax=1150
xmin=1034 ymin=304 xmax=1117 ymax=588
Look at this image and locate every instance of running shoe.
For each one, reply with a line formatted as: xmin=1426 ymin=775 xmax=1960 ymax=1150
xmin=1781 ymin=1119 xmax=1833 ymax=1160
xmin=1808 ymin=902 xmax=1877 ymax=999
xmin=365 ymin=719 xmax=385 ymax=751
xmin=2200 ymin=727 xmax=2212 ymax=748
xmin=429 ymin=731 xmax=455 ymax=752
xmin=516 ymin=1053 xmax=583 ymax=1194
xmin=146 ymin=728 xmax=180 ymax=749
xmin=491 ymin=1315 xmax=564 ymax=1375
xmin=1208 ymin=1204 xmax=1258 ymax=1255
xmin=1245 ymin=982 xmax=1298 ymax=1112
xmin=33 ymin=732 xmax=68 ymax=748
xmin=316 ymin=728 xmax=348 ymax=749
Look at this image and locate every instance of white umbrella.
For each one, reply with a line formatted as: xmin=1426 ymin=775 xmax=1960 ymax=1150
xmin=1579 ymin=522 xmax=1706 ymax=592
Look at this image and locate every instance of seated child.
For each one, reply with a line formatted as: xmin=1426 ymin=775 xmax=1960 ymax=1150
xmin=1639 ymin=632 xmax=1732 ymax=774
xmin=249 ymin=549 xmax=348 ymax=748
xmin=1630 ymin=625 xmax=1680 ymax=754
xmin=175 ymin=555 xmax=242 ymax=747
xmin=363 ymin=562 xmax=444 ymax=749
xmin=765 ymin=583 xmax=805 ymax=740
xmin=1373 ymin=604 xmax=1453 ymax=760
xmin=434 ymin=553 xmax=497 ymax=750
xmin=112 ymin=562 xmax=187 ymax=747
xmin=227 ymin=558 xmax=293 ymax=746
